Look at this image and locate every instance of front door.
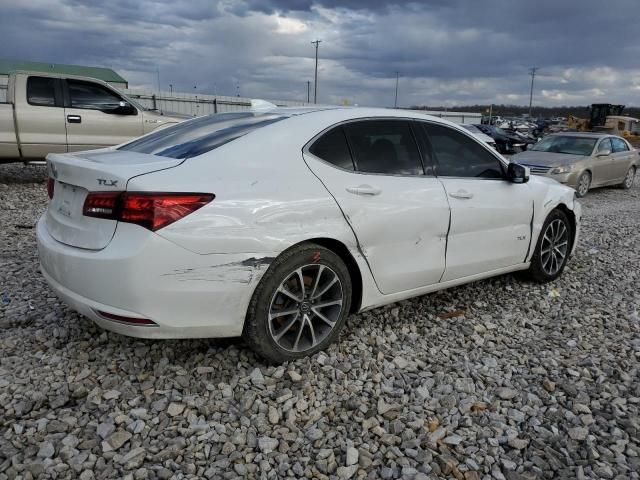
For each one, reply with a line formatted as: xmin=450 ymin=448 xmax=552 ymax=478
xmin=64 ymin=79 xmax=143 ymax=151
xmin=417 ymin=122 xmax=533 ymax=281
xmin=303 ymin=119 xmax=451 ymax=295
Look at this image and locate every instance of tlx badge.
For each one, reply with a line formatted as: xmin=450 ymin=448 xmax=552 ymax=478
xmin=97 ymin=179 xmax=118 ymax=187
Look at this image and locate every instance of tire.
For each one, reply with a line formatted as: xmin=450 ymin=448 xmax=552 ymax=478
xmin=242 ymin=243 xmax=352 ymax=363
xmin=575 ymin=171 xmax=591 ymax=198
xmin=525 ymin=209 xmax=572 ymax=283
xmin=620 ymin=166 xmax=636 ymax=189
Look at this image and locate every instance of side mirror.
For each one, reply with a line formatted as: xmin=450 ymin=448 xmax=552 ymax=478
xmin=507 ymin=162 xmax=530 ymax=184
xmin=595 ymin=148 xmax=611 ymax=157
xmin=102 ymin=101 xmax=136 ymax=115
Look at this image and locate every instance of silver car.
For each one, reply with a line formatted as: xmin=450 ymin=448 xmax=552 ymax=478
xmin=511 ymin=132 xmax=638 ymax=197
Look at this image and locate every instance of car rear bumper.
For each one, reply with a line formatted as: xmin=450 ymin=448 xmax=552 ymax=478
xmin=36 ymin=214 xmax=275 ymax=339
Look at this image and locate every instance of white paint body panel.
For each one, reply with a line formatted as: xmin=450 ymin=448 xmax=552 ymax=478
xmin=36 ymin=106 xmax=581 ymax=339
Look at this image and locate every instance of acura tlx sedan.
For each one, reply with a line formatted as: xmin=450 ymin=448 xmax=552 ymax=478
xmin=37 ymin=106 xmax=581 ymax=362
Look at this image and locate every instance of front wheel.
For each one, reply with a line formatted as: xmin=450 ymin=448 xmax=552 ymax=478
xmin=575 ymin=171 xmax=591 ymax=198
xmin=243 ymin=243 xmax=352 ymax=363
xmin=620 ymin=167 xmax=636 ymax=189
xmin=525 ymin=209 xmax=572 ymax=282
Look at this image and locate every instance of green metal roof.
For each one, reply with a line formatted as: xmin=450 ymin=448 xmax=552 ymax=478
xmin=0 ymin=59 xmax=127 ymax=85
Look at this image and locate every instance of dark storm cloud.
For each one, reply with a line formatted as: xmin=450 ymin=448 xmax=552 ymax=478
xmin=2 ymin=0 xmax=640 ymax=107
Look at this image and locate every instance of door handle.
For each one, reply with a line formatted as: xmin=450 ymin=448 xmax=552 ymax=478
xmin=449 ymin=190 xmax=474 ymax=199
xmin=346 ymin=184 xmax=382 ymax=196
xmin=67 ymin=115 xmax=82 ymax=124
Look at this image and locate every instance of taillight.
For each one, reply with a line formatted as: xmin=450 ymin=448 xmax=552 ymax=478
xmin=83 ymin=192 xmax=214 ymax=231
xmin=47 ymin=178 xmax=55 ymax=199
xmin=83 ymin=192 xmax=120 ymax=219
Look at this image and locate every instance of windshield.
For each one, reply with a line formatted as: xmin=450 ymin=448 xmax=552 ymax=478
xmin=531 ymin=136 xmax=597 ymax=156
xmin=462 ymin=125 xmax=480 ymax=134
xmin=119 ymin=111 xmax=289 ymax=159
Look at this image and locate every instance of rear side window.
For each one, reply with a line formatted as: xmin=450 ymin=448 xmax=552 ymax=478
xmin=27 ymin=76 xmax=56 ymax=107
xmin=611 ymin=137 xmax=629 ymax=153
xmin=344 ymin=120 xmax=423 ymax=175
xmin=309 ymin=126 xmax=354 ymax=170
xmin=423 ymin=123 xmax=504 ymax=179
xmin=67 ymin=80 xmax=123 ymax=110
xmin=120 ymin=112 xmax=289 ymax=159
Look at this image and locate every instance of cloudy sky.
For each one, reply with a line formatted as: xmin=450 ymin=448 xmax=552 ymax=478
xmin=3 ymin=0 xmax=640 ymax=107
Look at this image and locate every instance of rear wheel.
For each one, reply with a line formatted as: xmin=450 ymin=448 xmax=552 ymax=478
xmin=576 ymin=171 xmax=591 ymax=197
xmin=243 ymin=243 xmax=352 ymax=363
xmin=620 ymin=166 xmax=636 ymax=189
xmin=525 ymin=209 xmax=572 ymax=282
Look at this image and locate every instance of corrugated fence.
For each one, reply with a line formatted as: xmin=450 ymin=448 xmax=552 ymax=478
xmin=1 ymin=82 xmax=481 ymax=124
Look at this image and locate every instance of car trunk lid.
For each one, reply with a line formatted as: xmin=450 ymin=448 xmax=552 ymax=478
xmin=46 ymin=150 xmax=183 ymax=250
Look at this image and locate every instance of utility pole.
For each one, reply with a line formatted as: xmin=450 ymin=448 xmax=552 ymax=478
xmin=169 ymin=84 xmax=173 ymax=94
xmin=394 ymin=71 xmax=399 ymax=108
xmin=311 ymin=40 xmax=322 ymax=104
xmin=307 ymin=81 xmax=311 ymax=103
xmin=156 ymin=68 xmax=161 ymax=92
xmin=528 ymin=67 xmax=538 ymax=118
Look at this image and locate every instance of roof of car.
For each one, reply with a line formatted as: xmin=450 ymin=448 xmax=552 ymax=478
xmin=547 ymin=132 xmax=612 ymax=138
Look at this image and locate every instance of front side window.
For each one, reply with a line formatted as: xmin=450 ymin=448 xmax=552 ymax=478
xmin=422 ymin=123 xmax=504 ymax=179
xmin=344 ymin=120 xmax=423 ymax=175
xmin=611 ymin=137 xmax=629 ymax=153
xmin=596 ymin=138 xmax=612 ymax=154
xmin=67 ymin=80 xmax=123 ymax=110
xmin=27 ymin=76 xmax=56 ymax=107
xmin=120 ymin=111 xmax=289 ymax=159
xmin=309 ymin=126 xmax=354 ymax=170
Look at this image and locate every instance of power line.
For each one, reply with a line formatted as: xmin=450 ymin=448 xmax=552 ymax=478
xmin=528 ymin=67 xmax=539 ymax=118
xmin=394 ymin=71 xmax=399 ymax=108
xmin=311 ymin=40 xmax=322 ymax=104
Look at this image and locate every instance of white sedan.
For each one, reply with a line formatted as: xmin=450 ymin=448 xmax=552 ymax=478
xmin=37 ymin=106 xmax=581 ymax=362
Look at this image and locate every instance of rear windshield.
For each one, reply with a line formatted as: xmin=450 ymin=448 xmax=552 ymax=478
xmin=119 ymin=112 xmax=288 ymax=159
xmin=531 ymin=136 xmax=597 ymax=156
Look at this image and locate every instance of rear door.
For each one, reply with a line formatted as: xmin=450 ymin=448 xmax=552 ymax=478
xmin=64 ymin=78 xmax=143 ymax=151
xmin=418 ymin=122 xmax=533 ymax=281
xmin=14 ymin=75 xmax=67 ymax=157
xmin=610 ymin=137 xmax=634 ymax=181
xmin=303 ymin=119 xmax=451 ymax=295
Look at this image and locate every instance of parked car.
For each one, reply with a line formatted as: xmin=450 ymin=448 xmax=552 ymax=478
xmin=512 ymin=132 xmax=638 ymax=197
xmin=474 ymin=124 xmax=533 ymax=153
xmin=461 ymin=124 xmax=497 ymax=149
xmin=0 ymin=71 xmax=185 ymax=162
xmin=37 ymin=107 xmax=581 ymax=362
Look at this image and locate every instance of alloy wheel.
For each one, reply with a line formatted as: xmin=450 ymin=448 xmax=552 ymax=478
xmin=540 ymin=219 xmax=569 ymax=276
xmin=624 ymin=168 xmax=635 ymax=188
xmin=268 ymin=264 xmax=344 ymax=353
xmin=577 ymin=173 xmax=590 ymax=197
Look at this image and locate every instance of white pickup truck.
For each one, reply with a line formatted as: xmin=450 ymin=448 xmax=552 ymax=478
xmin=0 ymin=71 xmax=185 ymax=161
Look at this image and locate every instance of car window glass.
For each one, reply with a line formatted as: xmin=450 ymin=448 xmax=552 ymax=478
xmin=596 ymin=138 xmax=611 ymax=153
xmin=309 ymin=126 xmax=354 ymax=170
xmin=67 ymin=80 xmax=122 ymax=110
xmin=120 ymin=111 xmax=289 ymax=159
xmin=410 ymin=122 xmax=435 ymax=175
xmin=344 ymin=120 xmax=423 ymax=175
xmin=423 ymin=123 xmax=504 ymax=179
xmin=611 ymin=137 xmax=629 ymax=153
xmin=27 ymin=76 xmax=56 ymax=107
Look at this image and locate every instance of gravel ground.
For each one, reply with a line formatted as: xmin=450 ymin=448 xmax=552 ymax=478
xmin=1 ymin=162 xmax=639 ymax=480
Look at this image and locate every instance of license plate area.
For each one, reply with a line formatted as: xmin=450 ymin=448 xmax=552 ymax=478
xmin=52 ymin=182 xmax=87 ymax=220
